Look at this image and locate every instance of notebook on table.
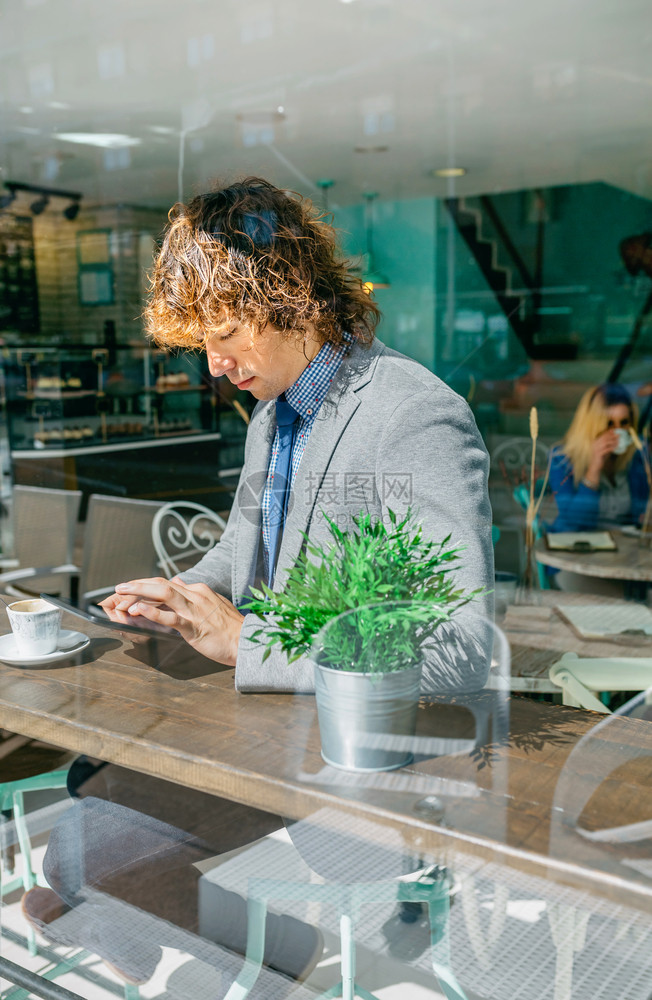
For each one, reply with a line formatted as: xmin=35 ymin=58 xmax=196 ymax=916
xmin=555 ymin=603 xmax=652 ymax=639
xmin=545 ymin=531 xmax=617 ymax=552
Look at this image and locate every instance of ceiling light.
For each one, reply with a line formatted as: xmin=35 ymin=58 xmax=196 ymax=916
xmin=54 ymin=132 xmax=141 ymax=148
xmin=30 ymin=194 xmax=49 ymax=215
xmin=19 ymin=106 xmax=34 ymax=114
xmin=149 ymin=125 xmax=176 ymax=135
xmin=236 ymin=110 xmax=286 ymax=124
xmin=431 ymin=166 xmax=467 ymax=178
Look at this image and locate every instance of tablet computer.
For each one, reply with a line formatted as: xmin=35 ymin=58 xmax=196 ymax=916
xmin=41 ymin=594 xmax=182 ymax=640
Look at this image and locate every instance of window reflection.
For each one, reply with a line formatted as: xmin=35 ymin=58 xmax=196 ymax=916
xmin=1 ymin=2 xmax=652 ymax=998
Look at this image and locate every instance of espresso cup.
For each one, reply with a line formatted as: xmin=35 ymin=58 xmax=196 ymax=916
xmin=7 ymin=598 xmax=62 ymax=657
xmin=612 ymin=428 xmax=632 ymax=455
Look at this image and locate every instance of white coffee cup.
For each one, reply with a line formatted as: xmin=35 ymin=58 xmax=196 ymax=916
xmin=612 ymin=428 xmax=632 ymax=455
xmin=7 ymin=598 xmax=62 ymax=656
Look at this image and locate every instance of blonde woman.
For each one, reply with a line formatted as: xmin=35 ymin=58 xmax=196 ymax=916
xmin=549 ymin=383 xmax=648 ymax=534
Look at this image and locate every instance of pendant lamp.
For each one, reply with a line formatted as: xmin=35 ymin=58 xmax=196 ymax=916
xmin=316 ymin=178 xmax=334 ymax=211
xmin=361 ymin=191 xmax=390 ymax=291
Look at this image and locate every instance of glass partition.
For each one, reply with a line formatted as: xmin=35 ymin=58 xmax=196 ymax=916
xmin=1 ymin=2 xmax=652 ymax=998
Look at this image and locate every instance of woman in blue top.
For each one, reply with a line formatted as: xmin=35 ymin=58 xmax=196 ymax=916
xmin=549 ymin=383 xmax=649 ymax=534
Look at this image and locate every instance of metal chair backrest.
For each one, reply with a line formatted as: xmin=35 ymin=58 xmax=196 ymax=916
xmin=491 ymin=437 xmax=550 ymax=486
xmin=80 ymin=494 xmax=167 ymax=608
xmin=152 ymin=501 xmax=226 ymax=578
xmin=10 ymin=485 xmax=82 ymax=597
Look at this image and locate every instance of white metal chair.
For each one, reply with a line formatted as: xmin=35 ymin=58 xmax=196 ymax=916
xmin=491 ymin=437 xmax=550 ymax=488
xmin=549 ymin=651 xmax=652 ymax=712
xmin=152 ymin=501 xmax=226 ymax=578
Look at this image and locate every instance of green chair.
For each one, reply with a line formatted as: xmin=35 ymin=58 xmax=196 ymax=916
xmin=222 ymin=869 xmax=468 ymax=1000
xmin=0 ymin=751 xmax=140 ymax=1000
xmin=1 ymin=766 xmax=70 ymax=956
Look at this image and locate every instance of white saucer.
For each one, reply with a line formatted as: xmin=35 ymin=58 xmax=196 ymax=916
xmin=0 ymin=629 xmax=90 ymax=666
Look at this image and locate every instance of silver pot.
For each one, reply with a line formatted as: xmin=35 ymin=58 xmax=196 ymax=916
xmin=313 ymin=662 xmax=422 ymax=772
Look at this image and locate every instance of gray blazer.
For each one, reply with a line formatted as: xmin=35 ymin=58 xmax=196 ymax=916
xmin=180 ymin=338 xmax=494 ymax=692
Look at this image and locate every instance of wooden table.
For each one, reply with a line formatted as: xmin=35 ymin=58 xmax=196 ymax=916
xmin=500 ymin=591 xmax=652 ymax=693
xmin=0 ymin=609 xmax=650 ymax=921
xmin=535 ymin=532 xmax=652 ymax=582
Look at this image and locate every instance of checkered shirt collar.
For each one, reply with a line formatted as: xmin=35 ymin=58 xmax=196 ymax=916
xmin=283 ymin=334 xmax=352 ymax=420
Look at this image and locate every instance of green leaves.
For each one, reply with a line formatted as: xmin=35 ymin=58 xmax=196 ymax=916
xmin=242 ymin=509 xmax=478 ymax=674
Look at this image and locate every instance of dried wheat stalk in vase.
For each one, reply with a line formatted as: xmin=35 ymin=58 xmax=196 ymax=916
xmin=522 ymin=406 xmax=539 ymax=587
xmin=232 ymin=400 xmax=251 ymax=425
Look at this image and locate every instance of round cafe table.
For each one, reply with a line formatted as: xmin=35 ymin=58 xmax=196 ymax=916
xmin=535 ymin=531 xmax=652 ymax=595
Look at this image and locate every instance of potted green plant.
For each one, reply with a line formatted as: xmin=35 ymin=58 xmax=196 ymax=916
xmin=245 ymin=510 xmax=479 ymax=772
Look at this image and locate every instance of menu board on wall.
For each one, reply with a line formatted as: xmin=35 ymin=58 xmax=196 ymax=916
xmin=0 ymin=214 xmax=40 ymax=334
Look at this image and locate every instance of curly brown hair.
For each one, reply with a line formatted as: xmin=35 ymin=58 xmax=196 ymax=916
xmin=144 ymin=177 xmax=380 ymax=351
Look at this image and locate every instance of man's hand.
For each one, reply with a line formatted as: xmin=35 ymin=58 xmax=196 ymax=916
xmin=99 ymin=578 xmax=245 ymax=666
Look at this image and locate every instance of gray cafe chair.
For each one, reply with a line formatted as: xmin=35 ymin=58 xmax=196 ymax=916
xmin=0 ymin=493 xmax=165 ymax=610
xmin=0 ymin=484 xmax=82 ymax=599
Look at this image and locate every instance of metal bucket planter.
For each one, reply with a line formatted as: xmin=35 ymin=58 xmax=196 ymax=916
xmin=313 ymin=662 xmax=422 ymax=772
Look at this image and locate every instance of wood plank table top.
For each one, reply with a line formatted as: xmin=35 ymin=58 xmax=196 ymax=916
xmin=535 ymin=532 xmax=652 ymax=581
xmin=0 ymin=607 xmax=651 ymax=916
xmin=500 ymin=591 xmax=652 ymax=693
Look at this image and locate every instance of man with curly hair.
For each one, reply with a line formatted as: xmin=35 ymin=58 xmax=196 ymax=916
xmin=101 ymin=176 xmax=495 ymax=686
xmin=26 ymin=178 xmax=494 ymax=988
xmin=102 ymin=176 xmax=493 ymax=691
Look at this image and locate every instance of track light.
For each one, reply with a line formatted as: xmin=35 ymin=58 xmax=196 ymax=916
xmin=30 ymin=194 xmax=49 ymax=215
xmin=0 ymin=189 xmax=16 ymax=210
xmin=1 ymin=181 xmax=82 ymax=220
xmin=361 ymin=192 xmax=390 ymax=291
xmin=63 ymin=199 xmax=81 ymax=220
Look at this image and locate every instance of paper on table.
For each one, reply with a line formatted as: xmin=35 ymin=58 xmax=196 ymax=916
xmin=545 ymin=531 xmax=616 ymax=551
xmin=555 ymin=603 xmax=652 ymax=639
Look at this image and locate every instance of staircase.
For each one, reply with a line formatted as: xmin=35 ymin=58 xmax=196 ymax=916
xmin=445 ymin=196 xmax=575 ymax=360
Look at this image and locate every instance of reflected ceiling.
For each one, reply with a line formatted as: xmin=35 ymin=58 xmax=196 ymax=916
xmin=1 ymin=0 xmax=651 ymax=211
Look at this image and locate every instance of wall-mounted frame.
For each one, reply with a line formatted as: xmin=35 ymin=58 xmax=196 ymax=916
xmin=77 ymin=228 xmax=114 ymax=305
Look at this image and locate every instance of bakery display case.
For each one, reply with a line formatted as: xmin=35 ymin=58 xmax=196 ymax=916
xmin=2 ymin=345 xmax=222 ymax=452
xmin=1 ymin=344 xmax=249 ymax=506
